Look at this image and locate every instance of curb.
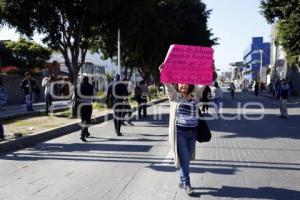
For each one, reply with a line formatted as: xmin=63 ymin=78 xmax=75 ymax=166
xmin=0 ymin=106 xmax=69 ymax=121
xmin=0 ymin=98 xmax=168 ymax=154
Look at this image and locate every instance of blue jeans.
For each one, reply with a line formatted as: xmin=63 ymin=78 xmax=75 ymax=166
xmin=25 ymin=93 xmax=33 ymax=111
xmin=213 ymin=97 xmax=221 ymax=113
xmin=177 ymin=125 xmax=197 ymax=187
xmin=45 ymin=93 xmax=53 ymax=114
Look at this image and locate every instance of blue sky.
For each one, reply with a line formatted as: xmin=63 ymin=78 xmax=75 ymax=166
xmin=202 ymin=0 xmax=271 ymax=71
xmin=0 ymin=0 xmax=271 ymax=72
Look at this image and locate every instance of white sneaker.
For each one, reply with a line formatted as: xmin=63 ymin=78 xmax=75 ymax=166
xmin=184 ymin=186 xmax=194 ymax=196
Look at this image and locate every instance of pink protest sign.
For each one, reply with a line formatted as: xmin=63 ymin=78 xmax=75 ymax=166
xmin=160 ymin=44 xmax=214 ymax=85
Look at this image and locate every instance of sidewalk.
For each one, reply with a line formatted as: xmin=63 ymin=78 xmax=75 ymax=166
xmin=0 ymin=100 xmax=70 ymax=120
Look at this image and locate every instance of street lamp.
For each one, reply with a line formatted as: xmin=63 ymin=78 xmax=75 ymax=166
xmin=117 ymin=28 xmax=121 ymax=75
xmin=259 ymin=49 xmax=263 ymax=82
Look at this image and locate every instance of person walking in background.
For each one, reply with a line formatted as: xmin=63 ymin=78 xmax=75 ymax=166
xmin=42 ymin=75 xmax=55 ymax=115
xmin=229 ymin=82 xmax=235 ymax=98
xmin=0 ymin=78 xmax=7 ymax=141
xmin=280 ymin=79 xmax=290 ymax=119
xmin=106 ymin=74 xmax=129 ymax=136
xmin=134 ymin=80 xmax=149 ymax=119
xmin=74 ymin=76 xmax=94 ymax=142
xmin=254 ymin=81 xmax=259 ymax=97
xmin=122 ymin=78 xmax=134 ymax=126
xmin=201 ymin=85 xmax=211 ymax=114
xmin=275 ymin=79 xmax=281 ymax=99
xmin=20 ymin=72 xmax=38 ymax=111
xmin=212 ymin=82 xmax=223 ymax=115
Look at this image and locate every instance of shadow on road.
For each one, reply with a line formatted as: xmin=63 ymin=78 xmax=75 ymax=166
xmin=199 ymin=186 xmax=300 ymax=200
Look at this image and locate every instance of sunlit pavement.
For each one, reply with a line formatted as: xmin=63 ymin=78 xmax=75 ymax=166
xmin=0 ymin=92 xmax=299 ymax=200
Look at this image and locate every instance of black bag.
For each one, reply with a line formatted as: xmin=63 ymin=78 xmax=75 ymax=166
xmin=196 ymin=109 xmax=212 ymax=143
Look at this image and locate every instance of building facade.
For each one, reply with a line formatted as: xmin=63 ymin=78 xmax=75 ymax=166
xmin=243 ymin=37 xmax=271 ymax=82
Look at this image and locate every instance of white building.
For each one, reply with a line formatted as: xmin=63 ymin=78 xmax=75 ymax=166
xmin=270 ymin=24 xmax=288 ymax=80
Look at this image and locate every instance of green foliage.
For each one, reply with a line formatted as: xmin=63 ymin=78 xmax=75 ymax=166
xmin=105 ymin=73 xmax=114 ymax=83
xmin=149 ymin=85 xmax=159 ymax=99
xmin=4 ymin=38 xmax=51 ymax=70
xmin=0 ymin=0 xmax=217 ymax=84
xmin=261 ymin=0 xmax=300 ymax=65
xmin=0 ymin=0 xmax=118 ymax=84
xmin=92 ymin=102 xmax=106 ymax=110
xmin=95 ymin=0 xmax=216 ymax=83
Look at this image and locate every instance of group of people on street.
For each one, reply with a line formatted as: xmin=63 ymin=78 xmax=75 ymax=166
xmin=105 ymin=74 xmax=149 ymax=137
xmin=71 ymin=74 xmax=149 ymax=142
xmin=200 ymin=82 xmax=223 ymax=115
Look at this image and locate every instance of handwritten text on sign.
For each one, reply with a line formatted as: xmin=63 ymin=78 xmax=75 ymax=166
xmin=160 ymin=44 xmax=214 ymax=85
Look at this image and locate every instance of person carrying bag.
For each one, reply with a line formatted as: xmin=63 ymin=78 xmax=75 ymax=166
xmin=160 ymin=65 xmax=211 ymax=196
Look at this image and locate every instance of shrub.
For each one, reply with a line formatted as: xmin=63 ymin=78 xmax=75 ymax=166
xmin=0 ymin=66 xmax=17 ymax=74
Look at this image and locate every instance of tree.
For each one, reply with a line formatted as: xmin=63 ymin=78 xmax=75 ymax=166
xmin=261 ymin=0 xmax=300 ymax=66
xmin=96 ymin=0 xmax=216 ymax=85
xmin=4 ymin=38 xmax=51 ymax=70
xmin=0 ymin=0 xmax=117 ymax=85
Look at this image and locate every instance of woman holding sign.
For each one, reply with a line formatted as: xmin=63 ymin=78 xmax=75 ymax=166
xmin=160 ymin=65 xmax=204 ymax=196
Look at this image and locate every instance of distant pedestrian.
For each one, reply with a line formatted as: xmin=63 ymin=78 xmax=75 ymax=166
xmin=20 ymin=72 xmax=38 ymax=111
xmin=42 ymin=75 xmax=55 ymax=115
xmin=74 ymin=76 xmax=94 ymax=142
xmin=280 ymin=79 xmax=290 ymax=119
xmin=160 ymin=65 xmax=205 ymax=196
xmin=229 ymin=83 xmax=236 ymax=98
xmin=201 ymin=85 xmax=211 ymax=114
xmin=272 ymin=80 xmax=276 ymax=97
xmin=122 ymin=78 xmax=134 ymax=126
xmin=0 ymin=78 xmax=7 ymax=140
xmin=254 ymin=81 xmax=259 ymax=96
xmin=106 ymin=74 xmax=129 ymax=136
xmin=134 ymin=80 xmax=149 ymax=119
xmin=212 ymin=82 xmax=223 ymax=115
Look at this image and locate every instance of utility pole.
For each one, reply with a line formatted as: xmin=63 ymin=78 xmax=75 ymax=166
xmin=117 ymin=29 xmax=121 ymax=75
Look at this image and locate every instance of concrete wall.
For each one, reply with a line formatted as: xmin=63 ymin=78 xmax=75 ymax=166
xmin=0 ymin=74 xmax=44 ymax=106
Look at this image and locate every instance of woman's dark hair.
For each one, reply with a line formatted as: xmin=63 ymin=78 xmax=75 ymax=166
xmin=175 ymin=84 xmax=195 ymax=94
xmin=82 ymin=76 xmax=89 ymax=83
xmin=214 ymin=82 xmax=219 ymax=88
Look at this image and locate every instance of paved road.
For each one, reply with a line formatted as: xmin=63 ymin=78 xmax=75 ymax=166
xmin=0 ymin=92 xmax=300 ymax=200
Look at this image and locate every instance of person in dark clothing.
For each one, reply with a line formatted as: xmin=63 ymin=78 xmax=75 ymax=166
xmin=106 ymin=74 xmax=129 ymax=136
xmin=42 ymin=75 xmax=55 ymax=115
xmin=254 ymin=81 xmax=259 ymax=96
xmin=280 ymin=79 xmax=290 ymax=119
xmin=275 ymin=79 xmax=281 ymax=99
xmin=134 ymin=80 xmax=149 ymax=119
xmin=229 ymin=83 xmax=236 ymax=98
xmin=75 ymin=76 xmax=94 ymax=142
xmin=0 ymin=78 xmax=7 ymax=140
xmin=121 ymin=78 xmax=134 ymax=126
xmin=201 ymin=85 xmax=211 ymax=114
xmin=20 ymin=72 xmax=38 ymax=111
